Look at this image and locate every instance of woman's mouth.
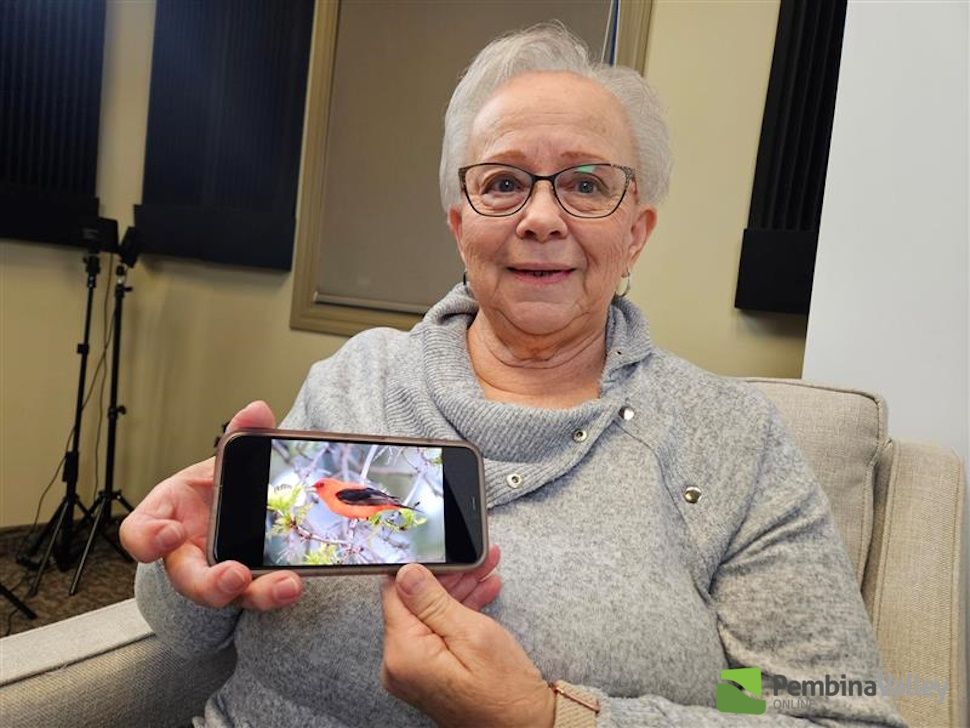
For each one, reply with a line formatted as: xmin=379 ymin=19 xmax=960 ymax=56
xmin=508 ymin=267 xmax=574 ymax=284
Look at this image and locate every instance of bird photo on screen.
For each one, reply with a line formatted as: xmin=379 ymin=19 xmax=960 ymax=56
xmin=310 ymin=477 xmax=422 ymax=521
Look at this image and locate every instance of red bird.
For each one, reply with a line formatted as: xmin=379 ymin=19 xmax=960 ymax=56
xmin=311 ymin=477 xmax=420 ymax=520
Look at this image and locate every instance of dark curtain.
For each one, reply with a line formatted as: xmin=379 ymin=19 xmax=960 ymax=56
xmin=0 ymin=0 xmax=106 ymax=247
xmin=134 ymin=0 xmax=314 ymax=270
xmin=735 ymin=0 xmax=848 ymax=315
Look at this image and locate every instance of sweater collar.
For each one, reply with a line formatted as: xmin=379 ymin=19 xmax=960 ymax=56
xmin=394 ymin=285 xmax=654 ymax=506
xmin=419 ymin=284 xmax=654 ymax=393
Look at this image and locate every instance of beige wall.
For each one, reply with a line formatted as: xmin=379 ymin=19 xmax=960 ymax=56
xmin=633 ymin=0 xmax=805 ymax=376
xmin=0 ymin=0 xmax=344 ymax=528
xmin=0 ymin=0 xmax=794 ymax=528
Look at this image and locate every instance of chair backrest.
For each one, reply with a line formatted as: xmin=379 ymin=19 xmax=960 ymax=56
xmin=748 ymin=377 xmax=967 ymax=728
xmin=748 ymin=378 xmax=886 ymax=586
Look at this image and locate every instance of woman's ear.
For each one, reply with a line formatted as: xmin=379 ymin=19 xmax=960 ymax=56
xmin=627 ymin=204 xmax=657 ymax=270
xmin=448 ymin=206 xmax=466 ymax=265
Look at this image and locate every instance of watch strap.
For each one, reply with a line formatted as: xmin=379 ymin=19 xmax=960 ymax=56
xmin=550 ymin=680 xmax=600 ymax=728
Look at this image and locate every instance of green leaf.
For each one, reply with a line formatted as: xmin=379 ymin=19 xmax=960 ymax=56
xmin=267 ymin=485 xmax=303 ymax=515
xmin=294 ymin=503 xmax=312 ymax=524
xmin=269 ymin=514 xmax=290 ymax=536
xmin=304 ymin=543 xmax=337 ymax=565
xmin=397 ymin=509 xmax=426 ymax=530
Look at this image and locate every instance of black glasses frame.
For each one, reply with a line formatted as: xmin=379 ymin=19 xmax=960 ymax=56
xmin=457 ymin=162 xmax=636 ymax=218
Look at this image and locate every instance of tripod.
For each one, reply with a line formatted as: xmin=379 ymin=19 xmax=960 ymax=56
xmin=0 ymin=581 xmax=36 ymax=620
xmin=70 ymin=258 xmax=136 ymax=595
xmin=22 ymin=247 xmax=102 ymax=597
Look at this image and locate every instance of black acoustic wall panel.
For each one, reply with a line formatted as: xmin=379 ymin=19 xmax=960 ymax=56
xmin=135 ymin=0 xmax=314 ymax=270
xmin=0 ymin=0 xmax=105 ymax=247
xmin=735 ymin=0 xmax=848 ymax=314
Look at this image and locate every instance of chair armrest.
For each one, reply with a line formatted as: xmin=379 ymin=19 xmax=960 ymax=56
xmin=0 ymin=598 xmax=235 ymax=728
xmin=863 ymin=440 xmax=967 ymax=728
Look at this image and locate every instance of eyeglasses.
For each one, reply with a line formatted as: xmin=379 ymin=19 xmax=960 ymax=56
xmin=458 ymin=162 xmax=636 ymax=218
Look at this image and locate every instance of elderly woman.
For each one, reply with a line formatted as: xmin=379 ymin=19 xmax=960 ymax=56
xmin=121 ymin=24 xmax=907 ymax=728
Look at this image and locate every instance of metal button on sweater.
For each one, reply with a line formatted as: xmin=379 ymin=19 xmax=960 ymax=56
xmin=506 ymin=473 xmax=523 ymax=488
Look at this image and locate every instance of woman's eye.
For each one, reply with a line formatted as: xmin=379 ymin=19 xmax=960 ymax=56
xmin=566 ymin=175 xmax=606 ymax=195
xmin=485 ymin=176 xmax=521 ymax=194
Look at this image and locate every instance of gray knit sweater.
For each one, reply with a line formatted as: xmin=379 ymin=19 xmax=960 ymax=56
xmin=135 ymin=285 xmax=907 ymax=727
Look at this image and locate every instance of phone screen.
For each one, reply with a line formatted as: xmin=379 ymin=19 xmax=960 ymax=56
xmin=213 ymin=432 xmax=485 ymax=572
xmin=265 ymin=439 xmax=446 ymax=567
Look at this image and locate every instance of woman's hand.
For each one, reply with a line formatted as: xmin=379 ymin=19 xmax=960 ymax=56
xmin=380 ymin=554 xmax=555 ymax=728
xmin=119 ymin=401 xmax=304 ymax=611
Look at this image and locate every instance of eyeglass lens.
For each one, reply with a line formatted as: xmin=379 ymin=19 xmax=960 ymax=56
xmin=463 ymin=164 xmax=627 ymax=217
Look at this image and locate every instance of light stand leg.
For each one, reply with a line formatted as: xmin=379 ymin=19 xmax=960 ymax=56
xmin=20 ymin=253 xmax=102 ymax=582
xmin=27 ymin=499 xmax=68 ymax=597
xmin=0 ymin=582 xmax=36 ymax=620
xmin=71 ymin=263 xmax=134 ymax=595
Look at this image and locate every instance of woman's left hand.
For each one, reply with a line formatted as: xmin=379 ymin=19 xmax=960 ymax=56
xmin=380 ymin=554 xmax=555 ymax=728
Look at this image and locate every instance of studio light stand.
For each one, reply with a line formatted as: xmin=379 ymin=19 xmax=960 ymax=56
xmin=0 ymin=582 xmax=36 ymax=620
xmin=20 ymin=218 xmax=117 ymax=598
xmin=70 ymin=227 xmax=142 ymax=595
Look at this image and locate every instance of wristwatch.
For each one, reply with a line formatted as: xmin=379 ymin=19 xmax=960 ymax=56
xmin=550 ymin=680 xmax=600 ymax=728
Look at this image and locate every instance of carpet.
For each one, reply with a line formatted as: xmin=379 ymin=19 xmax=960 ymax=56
xmin=0 ymin=521 xmax=137 ymax=637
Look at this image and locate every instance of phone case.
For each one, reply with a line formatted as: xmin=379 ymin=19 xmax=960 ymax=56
xmin=207 ymin=427 xmax=489 ymax=576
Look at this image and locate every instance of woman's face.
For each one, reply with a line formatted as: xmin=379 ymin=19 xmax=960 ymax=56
xmin=449 ymin=71 xmax=657 ymax=339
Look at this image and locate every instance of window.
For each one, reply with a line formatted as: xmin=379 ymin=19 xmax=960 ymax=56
xmin=291 ymin=0 xmax=651 ymax=336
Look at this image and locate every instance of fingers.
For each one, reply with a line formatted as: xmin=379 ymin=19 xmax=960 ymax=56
xmin=119 ymin=455 xmax=219 ymax=564
xmin=225 ymin=400 xmax=277 ymax=435
xmin=152 ymin=535 xmax=302 ymax=611
xmin=164 ymin=540 xmax=303 ymax=612
xmin=164 ymin=545 xmax=253 ymax=609
xmin=439 ymin=545 xmax=500 ymax=605
xmin=381 ymin=574 xmax=426 ymax=635
xmin=448 ymin=570 xmax=502 ymax=611
xmin=394 ymin=563 xmax=478 ymax=639
xmin=175 ymin=456 xmax=217 ymax=484
xmin=238 ymin=571 xmax=303 ymax=611
xmin=120 ymin=512 xmax=186 ymax=563
xmin=460 ymin=573 xmax=501 ymax=612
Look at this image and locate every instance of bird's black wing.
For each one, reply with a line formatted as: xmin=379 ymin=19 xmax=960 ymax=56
xmin=336 ymin=486 xmax=404 ymax=507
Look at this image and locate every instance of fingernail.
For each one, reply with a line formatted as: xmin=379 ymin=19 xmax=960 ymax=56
xmin=219 ymin=569 xmax=247 ymax=594
xmin=273 ymin=577 xmax=300 ymax=602
xmin=398 ymin=565 xmax=428 ymax=596
xmin=156 ymin=524 xmax=182 ymax=550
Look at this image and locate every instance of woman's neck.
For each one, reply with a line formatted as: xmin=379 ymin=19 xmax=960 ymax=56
xmin=466 ymin=311 xmax=607 ymax=409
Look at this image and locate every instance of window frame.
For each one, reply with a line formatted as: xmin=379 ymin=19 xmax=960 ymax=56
xmin=289 ymin=0 xmax=653 ymax=336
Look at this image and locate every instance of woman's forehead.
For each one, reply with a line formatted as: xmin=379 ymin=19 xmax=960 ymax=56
xmin=468 ymin=72 xmax=635 ymax=166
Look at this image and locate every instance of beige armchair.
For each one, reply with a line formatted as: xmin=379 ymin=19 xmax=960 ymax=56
xmin=1 ymin=379 xmax=966 ymax=728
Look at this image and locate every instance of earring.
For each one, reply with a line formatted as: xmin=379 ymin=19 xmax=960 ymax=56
xmin=462 ymin=270 xmax=472 ymax=296
xmin=615 ymin=271 xmax=631 ymax=298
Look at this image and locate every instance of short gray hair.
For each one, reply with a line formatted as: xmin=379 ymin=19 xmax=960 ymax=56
xmin=438 ymin=21 xmax=672 ymax=212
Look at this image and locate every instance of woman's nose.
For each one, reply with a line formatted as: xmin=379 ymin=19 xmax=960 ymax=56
xmin=515 ymin=181 xmax=568 ymax=242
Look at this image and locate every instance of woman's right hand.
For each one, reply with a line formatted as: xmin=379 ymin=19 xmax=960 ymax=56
xmin=120 ymin=400 xmax=304 ymax=611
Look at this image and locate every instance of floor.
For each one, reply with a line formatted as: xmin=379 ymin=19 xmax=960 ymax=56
xmin=0 ymin=521 xmax=137 ymax=637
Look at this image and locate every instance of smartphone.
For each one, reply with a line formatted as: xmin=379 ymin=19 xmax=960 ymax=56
xmin=207 ymin=429 xmax=488 ymax=575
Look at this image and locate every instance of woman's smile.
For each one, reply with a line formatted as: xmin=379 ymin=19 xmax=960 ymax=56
xmin=507 ymin=265 xmax=576 ymax=285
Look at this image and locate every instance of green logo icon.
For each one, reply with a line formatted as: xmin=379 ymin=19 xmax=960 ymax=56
xmin=717 ymin=667 xmax=766 ymax=714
